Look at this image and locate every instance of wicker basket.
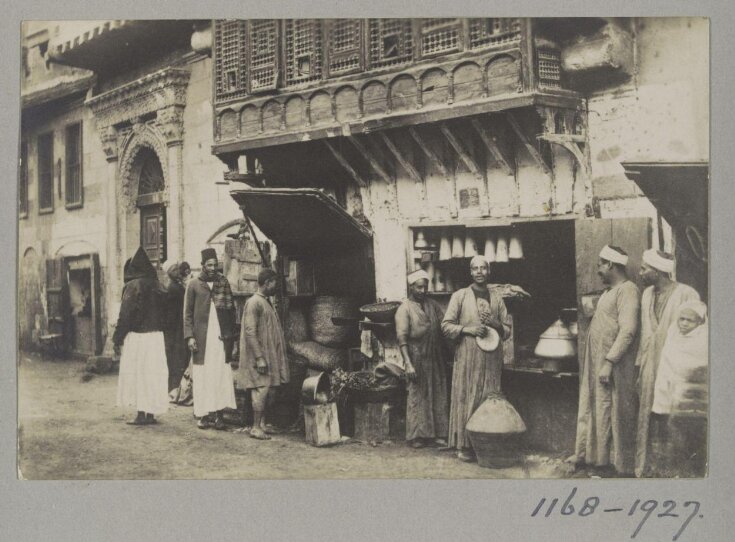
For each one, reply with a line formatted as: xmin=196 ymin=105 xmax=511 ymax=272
xmin=309 ymin=296 xmax=359 ymax=347
xmin=359 ymin=301 xmax=401 ymax=323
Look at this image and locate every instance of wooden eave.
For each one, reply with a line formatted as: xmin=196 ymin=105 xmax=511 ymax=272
xmin=212 ymin=90 xmax=583 ymax=155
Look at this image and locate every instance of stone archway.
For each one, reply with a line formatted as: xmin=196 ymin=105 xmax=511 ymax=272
xmin=119 ymin=138 xmax=170 ymax=267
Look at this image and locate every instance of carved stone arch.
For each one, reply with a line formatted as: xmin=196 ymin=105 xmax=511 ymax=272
xmin=118 ymin=124 xmax=170 ymax=212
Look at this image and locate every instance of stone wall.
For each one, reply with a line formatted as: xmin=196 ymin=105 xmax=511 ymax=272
xmin=588 ymin=17 xmax=708 ymax=203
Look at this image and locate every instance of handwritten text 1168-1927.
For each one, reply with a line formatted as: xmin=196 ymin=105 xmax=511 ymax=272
xmin=530 ymin=487 xmax=703 ymax=541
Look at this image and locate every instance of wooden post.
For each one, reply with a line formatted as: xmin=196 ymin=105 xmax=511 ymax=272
xmin=304 ymin=403 xmax=342 ymax=447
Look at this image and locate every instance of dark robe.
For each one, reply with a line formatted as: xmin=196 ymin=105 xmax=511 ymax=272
xmin=164 ymin=280 xmax=188 ymax=391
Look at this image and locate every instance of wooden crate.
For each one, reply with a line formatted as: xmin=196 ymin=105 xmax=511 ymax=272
xmin=304 ymin=403 xmax=341 ymax=447
xmin=353 ymin=401 xmax=392 ymax=443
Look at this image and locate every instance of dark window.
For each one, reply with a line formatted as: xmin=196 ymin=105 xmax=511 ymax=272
xmin=65 ymin=123 xmax=83 ymax=208
xmin=284 ymin=19 xmax=323 ymax=85
xmin=368 ymin=19 xmax=414 ymax=69
xmin=37 ymin=132 xmax=54 ymax=213
xmin=19 ymin=142 xmax=28 ymax=217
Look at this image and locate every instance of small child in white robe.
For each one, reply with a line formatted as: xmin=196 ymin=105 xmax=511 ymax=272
xmin=652 ymin=301 xmax=708 ymax=416
xmin=650 ymin=300 xmax=708 ymax=477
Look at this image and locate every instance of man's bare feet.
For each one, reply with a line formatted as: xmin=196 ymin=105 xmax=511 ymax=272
xmin=249 ymin=427 xmax=271 ymax=440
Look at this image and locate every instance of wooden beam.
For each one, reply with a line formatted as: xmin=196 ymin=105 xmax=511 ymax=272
xmin=470 ymin=118 xmax=514 ymax=176
xmin=408 ymin=126 xmax=458 ymax=218
xmin=408 ymin=127 xmax=449 ymax=178
xmin=439 ymin=122 xmax=490 ymax=217
xmin=439 ymin=123 xmax=483 ymax=179
xmin=506 ymin=112 xmax=553 ymax=178
xmin=377 ymin=132 xmax=423 ymax=186
xmin=377 ymin=131 xmax=427 ymax=217
xmin=349 ymin=136 xmax=393 ymax=185
xmin=324 ymin=140 xmax=366 ymax=188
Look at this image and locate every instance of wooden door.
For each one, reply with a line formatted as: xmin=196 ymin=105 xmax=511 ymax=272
xmin=90 ymin=253 xmax=102 ymax=355
xmin=140 ymin=205 xmax=166 ymax=268
xmin=45 ymin=257 xmax=70 ymax=352
xmin=575 ymin=217 xmax=651 ymax=358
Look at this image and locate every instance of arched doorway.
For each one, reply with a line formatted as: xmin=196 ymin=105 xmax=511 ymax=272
xmin=135 ymin=147 xmax=167 ymax=267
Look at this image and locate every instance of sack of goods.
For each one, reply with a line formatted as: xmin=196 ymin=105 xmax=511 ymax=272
xmin=290 ymin=341 xmax=349 ymax=372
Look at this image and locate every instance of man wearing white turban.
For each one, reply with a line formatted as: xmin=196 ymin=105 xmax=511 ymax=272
xmin=635 ymin=249 xmax=700 ymax=477
xmin=571 ymin=245 xmax=640 ymax=475
xmin=441 ymin=255 xmax=511 ymax=462
xmin=395 ymin=268 xmax=449 ymax=448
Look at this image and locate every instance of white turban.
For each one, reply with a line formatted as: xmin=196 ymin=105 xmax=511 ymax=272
xmin=161 ymin=260 xmax=177 ymax=273
xmin=643 ymin=248 xmax=675 ymax=274
xmin=469 ymin=255 xmax=488 ymax=269
xmin=599 ymin=245 xmax=629 ymax=266
xmin=407 ymin=269 xmax=430 ymax=285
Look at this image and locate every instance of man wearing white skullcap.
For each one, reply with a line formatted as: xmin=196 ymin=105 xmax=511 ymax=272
xmin=395 ymin=268 xmax=449 ymax=448
xmin=571 ymin=244 xmax=640 ymax=475
xmin=634 ymin=249 xmax=700 ymax=477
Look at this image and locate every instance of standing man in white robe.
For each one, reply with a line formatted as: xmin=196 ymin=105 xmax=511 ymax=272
xmin=183 ymin=248 xmax=237 ymax=430
xmin=635 ymin=249 xmax=700 ymax=477
xmin=571 ymin=245 xmax=640 ymax=476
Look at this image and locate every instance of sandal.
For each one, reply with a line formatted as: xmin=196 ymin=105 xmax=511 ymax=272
xmin=197 ymin=417 xmax=213 ymax=430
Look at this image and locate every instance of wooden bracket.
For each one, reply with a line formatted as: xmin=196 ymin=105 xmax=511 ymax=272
xmin=470 ymin=118 xmax=514 ymax=176
xmin=439 ymin=123 xmax=483 ymax=179
xmin=506 ymin=112 xmax=553 ymax=178
xmin=349 ymin=135 xmax=393 ymax=186
xmin=408 ymin=127 xmax=449 ymax=177
xmin=377 ymin=132 xmax=425 ymax=202
xmin=537 ymin=133 xmax=590 ymax=177
xmin=440 ymin=122 xmax=490 ymax=216
xmin=324 ymin=140 xmax=367 ymax=188
xmin=408 ymin=126 xmax=458 ymax=218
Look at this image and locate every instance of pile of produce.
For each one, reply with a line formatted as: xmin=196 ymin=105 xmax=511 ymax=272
xmin=329 ymin=368 xmax=379 ymax=401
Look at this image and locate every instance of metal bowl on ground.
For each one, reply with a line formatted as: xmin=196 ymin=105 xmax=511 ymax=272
xmin=301 ymin=372 xmax=332 ymax=405
xmin=359 ymin=301 xmax=402 ymax=323
xmin=534 ymin=318 xmax=577 ymax=359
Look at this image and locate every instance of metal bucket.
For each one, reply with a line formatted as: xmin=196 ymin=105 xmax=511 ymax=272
xmin=301 ymin=372 xmax=331 ymax=405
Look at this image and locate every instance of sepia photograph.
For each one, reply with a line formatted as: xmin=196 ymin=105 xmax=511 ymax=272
xmin=17 ymin=17 xmax=709 ymax=481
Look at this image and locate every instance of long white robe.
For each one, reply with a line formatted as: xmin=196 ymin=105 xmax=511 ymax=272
xmin=635 ymin=283 xmax=699 ymax=477
xmin=192 ymin=291 xmax=237 ymax=417
xmin=575 ymin=280 xmax=639 ymax=473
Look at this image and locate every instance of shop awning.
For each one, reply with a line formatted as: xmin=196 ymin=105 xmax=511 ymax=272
xmin=622 ymin=161 xmax=709 ymax=298
xmin=622 ymin=161 xmax=708 ymax=234
xmin=229 ymin=188 xmax=372 ymax=254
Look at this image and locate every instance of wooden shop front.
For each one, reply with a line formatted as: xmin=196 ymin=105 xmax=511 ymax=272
xmin=213 ymin=18 xmax=655 ymax=453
